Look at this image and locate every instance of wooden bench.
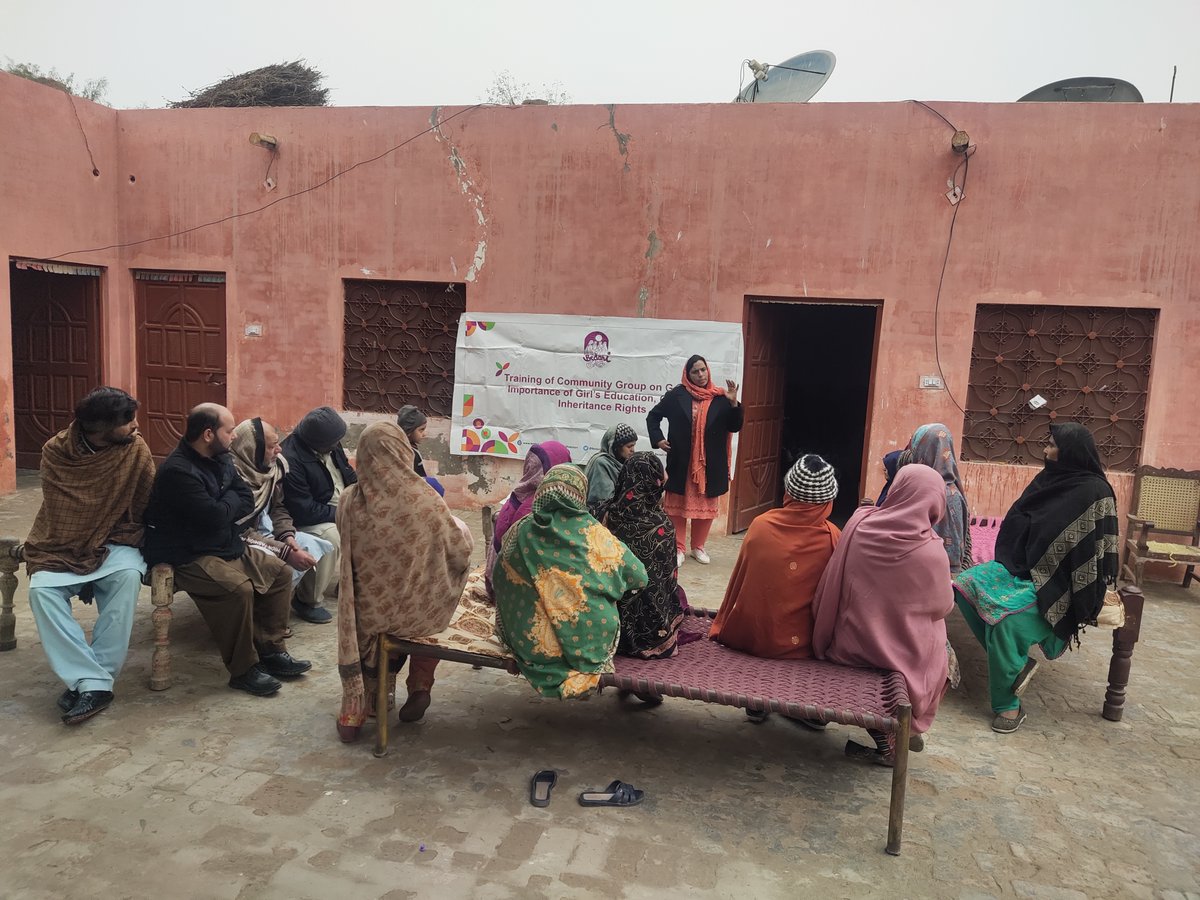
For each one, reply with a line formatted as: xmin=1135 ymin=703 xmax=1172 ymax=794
xmin=968 ymin=517 xmax=1145 ymax=722
xmin=0 ymin=537 xmax=178 ymax=691
xmin=375 ymin=608 xmax=916 ymax=856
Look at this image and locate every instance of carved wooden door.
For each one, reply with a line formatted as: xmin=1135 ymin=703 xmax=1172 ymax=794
xmin=10 ymin=267 xmax=103 ymax=468
xmin=136 ymin=278 xmax=227 ymax=456
xmin=730 ymin=302 xmax=786 ymax=532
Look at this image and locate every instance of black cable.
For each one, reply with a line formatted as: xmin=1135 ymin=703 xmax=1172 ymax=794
xmin=66 ymin=92 xmax=100 ymax=176
xmin=931 ymin=150 xmax=971 ymax=417
xmin=45 ymin=104 xmax=483 ymax=260
xmin=908 ymin=98 xmax=957 ymax=131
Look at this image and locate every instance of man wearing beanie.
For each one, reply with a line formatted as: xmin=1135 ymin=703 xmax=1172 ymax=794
xmin=281 ymin=406 xmax=358 ymax=624
xmin=710 ymin=455 xmax=842 ymax=703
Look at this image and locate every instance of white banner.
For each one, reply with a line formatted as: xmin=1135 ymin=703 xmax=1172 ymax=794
xmin=452 ymin=313 xmax=744 ymax=464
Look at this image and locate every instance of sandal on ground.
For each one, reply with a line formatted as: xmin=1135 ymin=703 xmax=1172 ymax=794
xmin=745 ymin=708 xmax=770 ymax=724
xmin=578 ymin=780 xmax=645 ymax=807
xmin=991 ymin=706 xmax=1026 ymax=734
xmin=782 ymin=714 xmax=827 ymax=731
xmin=529 ymin=769 xmax=557 ymax=807
xmin=336 ymin=723 xmax=361 ymax=743
xmin=398 ymin=690 xmax=431 ymax=723
xmin=844 ymin=739 xmax=895 ymax=768
xmin=618 ymin=689 xmax=663 ymax=707
xmin=909 ymin=733 xmax=926 ymax=752
xmin=1011 ymin=658 xmax=1040 ymax=697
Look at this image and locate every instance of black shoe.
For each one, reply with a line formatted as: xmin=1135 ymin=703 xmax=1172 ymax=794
xmin=62 ymin=690 xmax=114 ymax=725
xmin=259 ymin=651 xmax=313 ymax=678
xmin=57 ymin=689 xmax=80 ymax=713
xmin=291 ymin=599 xmax=332 ymax=624
xmin=229 ymin=665 xmax=282 ymax=696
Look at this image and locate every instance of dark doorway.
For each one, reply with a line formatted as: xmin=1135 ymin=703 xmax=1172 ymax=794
xmin=732 ymin=299 xmax=879 ymax=529
xmin=135 ymin=272 xmax=227 ymax=457
xmin=9 ymin=261 xmax=104 ymax=468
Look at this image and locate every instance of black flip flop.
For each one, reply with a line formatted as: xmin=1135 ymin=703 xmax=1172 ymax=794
xmin=578 ymin=780 xmax=644 ymax=807
xmin=530 ymin=769 xmax=557 ymax=807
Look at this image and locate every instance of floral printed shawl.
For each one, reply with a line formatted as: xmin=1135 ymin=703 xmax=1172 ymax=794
xmin=494 ymin=465 xmax=648 ymax=698
xmin=602 ymin=452 xmax=683 ymax=658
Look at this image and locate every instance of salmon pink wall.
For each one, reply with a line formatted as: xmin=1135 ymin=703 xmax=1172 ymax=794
xmin=2 ymin=71 xmax=1198 ymax=526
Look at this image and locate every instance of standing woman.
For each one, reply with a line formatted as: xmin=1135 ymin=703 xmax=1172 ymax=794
xmin=646 ymin=355 xmax=743 ymax=566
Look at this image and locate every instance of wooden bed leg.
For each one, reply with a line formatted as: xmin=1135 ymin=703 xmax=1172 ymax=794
xmin=374 ymin=635 xmax=391 ymax=758
xmin=0 ymin=538 xmax=20 ymax=652
xmin=886 ymin=704 xmax=912 ymax=856
xmin=1103 ymin=586 xmax=1145 ymax=722
xmin=149 ymin=564 xmax=174 ymax=690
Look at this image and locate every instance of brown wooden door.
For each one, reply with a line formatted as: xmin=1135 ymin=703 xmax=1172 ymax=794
xmin=137 ymin=279 xmax=227 ymax=456
xmin=730 ymin=302 xmax=787 ymax=532
xmin=10 ymin=266 xmax=103 ymax=468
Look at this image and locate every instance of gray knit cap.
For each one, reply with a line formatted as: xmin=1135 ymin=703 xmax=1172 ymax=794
xmin=294 ymin=406 xmax=347 ymax=450
xmin=784 ymin=454 xmax=838 ymax=504
xmin=396 ymin=405 xmax=428 ymax=434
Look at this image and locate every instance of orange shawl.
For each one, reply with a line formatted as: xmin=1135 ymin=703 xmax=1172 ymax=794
xmin=709 ymin=498 xmax=840 ymax=658
xmin=680 ymin=363 xmax=729 ymax=494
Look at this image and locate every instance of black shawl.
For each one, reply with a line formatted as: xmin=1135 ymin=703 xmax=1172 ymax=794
xmin=994 ymin=423 xmax=1119 ymax=642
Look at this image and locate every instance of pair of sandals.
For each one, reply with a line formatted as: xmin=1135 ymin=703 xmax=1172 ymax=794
xmin=530 ymin=770 xmax=644 ymax=808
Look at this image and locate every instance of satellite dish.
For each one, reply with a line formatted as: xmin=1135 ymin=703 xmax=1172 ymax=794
xmin=1018 ymin=77 xmax=1144 ymax=102
xmin=736 ymin=51 xmax=836 ymax=103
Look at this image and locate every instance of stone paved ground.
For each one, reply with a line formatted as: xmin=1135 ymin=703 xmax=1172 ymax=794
xmin=0 ymin=473 xmax=1197 ymax=900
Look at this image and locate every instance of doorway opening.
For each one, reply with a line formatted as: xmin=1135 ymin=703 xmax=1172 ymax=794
xmin=732 ymin=298 xmax=880 ymax=530
xmin=9 ymin=260 xmax=104 ymax=469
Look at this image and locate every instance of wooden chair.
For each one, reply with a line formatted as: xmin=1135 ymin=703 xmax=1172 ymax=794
xmin=1122 ymin=466 xmax=1200 ymax=588
xmin=0 ymin=537 xmax=178 ymax=690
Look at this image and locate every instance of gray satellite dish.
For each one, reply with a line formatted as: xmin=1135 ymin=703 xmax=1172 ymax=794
xmin=1019 ymin=77 xmax=1144 ymax=102
xmin=736 ymin=50 xmax=836 ymax=103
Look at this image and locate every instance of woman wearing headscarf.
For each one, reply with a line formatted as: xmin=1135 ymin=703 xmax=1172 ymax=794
xmin=874 ymin=450 xmax=904 ymax=507
xmin=646 ymin=355 xmax=743 ymax=567
xmin=811 ymin=465 xmax=956 ymax=755
xmin=953 ymin=423 xmax=1118 ymax=734
xmin=896 ymin=423 xmax=972 ymax=574
xmin=485 ymin=441 xmax=572 ymax=595
xmin=335 ymin=422 xmax=473 ymax=741
xmin=494 ymin=465 xmax=648 ymax=698
xmin=602 ymin=451 xmax=683 ymax=659
xmin=584 ymin=424 xmax=638 ymax=516
xmin=710 ymin=454 xmax=840 ymax=661
xmin=230 ymin=418 xmax=332 ymax=614
xmin=396 ymin=404 xmax=445 ymax=496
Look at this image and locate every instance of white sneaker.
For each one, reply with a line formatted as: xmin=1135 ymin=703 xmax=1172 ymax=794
xmin=690 ymin=547 xmax=711 ymax=565
xmin=676 ymin=550 xmax=685 ymax=568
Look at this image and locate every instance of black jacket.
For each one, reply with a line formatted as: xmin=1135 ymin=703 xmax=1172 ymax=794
xmin=143 ymin=442 xmax=254 ymax=567
xmin=281 ymin=435 xmax=358 ymax=527
xmin=646 ymin=384 xmax=744 ymax=498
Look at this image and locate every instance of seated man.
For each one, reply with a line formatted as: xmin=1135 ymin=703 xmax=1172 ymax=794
xmin=24 ymin=387 xmax=156 ymax=725
xmin=230 ymin=418 xmax=332 ymax=610
xmin=143 ymin=404 xmax=311 ymax=696
xmin=281 ymin=406 xmax=358 ymax=624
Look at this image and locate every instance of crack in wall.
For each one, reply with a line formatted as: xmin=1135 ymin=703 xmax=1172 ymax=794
xmin=601 ymin=105 xmax=632 ymax=172
xmin=431 ymin=106 xmax=489 ymax=282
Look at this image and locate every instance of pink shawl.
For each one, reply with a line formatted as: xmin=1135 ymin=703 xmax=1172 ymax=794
xmin=810 ymin=464 xmax=955 ymax=733
xmin=492 ymin=441 xmax=572 ymax=551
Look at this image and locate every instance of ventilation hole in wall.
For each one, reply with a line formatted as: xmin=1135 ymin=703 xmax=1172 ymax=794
xmin=92 ymin=168 xmax=100 ymax=177
xmin=129 ymin=175 xmax=136 ymax=183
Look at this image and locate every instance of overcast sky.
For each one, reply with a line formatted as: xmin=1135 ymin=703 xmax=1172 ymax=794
xmin=5 ymin=0 xmax=1197 ymax=108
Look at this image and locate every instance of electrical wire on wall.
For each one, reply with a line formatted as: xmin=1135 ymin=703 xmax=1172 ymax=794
xmin=45 ymin=104 xmax=484 ymax=260
xmin=908 ymin=99 xmax=975 ymax=417
xmin=66 ymin=92 xmax=101 ymax=177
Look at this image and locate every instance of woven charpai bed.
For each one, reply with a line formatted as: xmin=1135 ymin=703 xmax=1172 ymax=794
xmin=376 ymin=596 xmax=916 ymax=855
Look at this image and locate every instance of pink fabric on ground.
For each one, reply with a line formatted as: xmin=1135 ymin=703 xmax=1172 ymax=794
xmin=810 ymin=465 xmax=956 ymax=733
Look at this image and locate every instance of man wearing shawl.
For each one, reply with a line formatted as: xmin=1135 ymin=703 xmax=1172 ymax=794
xmin=897 ymin=423 xmax=973 ymax=574
xmin=584 ymin=424 xmax=638 ymax=516
xmin=954 ymin=423 xmax=1118 ymax=733
xmin=812 ymin=465 xmax=956 ymax=750
xmin=602 ymin=451 xmax=684 ymax=659
xmin=336 ymin=422 xmax=473 ymax=739
xmin=485 ymin=441 xmax=572 ymax=596
xmin=710 ymin=454 xmax=840 ymax=660
xmin=281 ymin=406 xmax=358 ymax=624
xmin=144 ymin=404 xmax=312 ymax=697
xmin=646 ymin=354 xmax=742 ymax=567
xmin=230 ymin=418 xmax=332 ymax=609
xmin=494 ymin=465 xmax=648 ymax=698
xmin=24 ymin=388 xmax=156 ymax=725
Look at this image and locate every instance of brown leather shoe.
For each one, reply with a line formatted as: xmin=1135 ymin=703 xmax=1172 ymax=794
xmin=398 ymin=690 xmax=431 ymax=722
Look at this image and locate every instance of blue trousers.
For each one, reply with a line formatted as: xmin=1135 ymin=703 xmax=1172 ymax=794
xmin=28 ymin=568 xmax=142 ymax=693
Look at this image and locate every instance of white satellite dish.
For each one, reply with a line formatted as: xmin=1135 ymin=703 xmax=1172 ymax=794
xmin=736 ymin=51 xmax=836 ymax=103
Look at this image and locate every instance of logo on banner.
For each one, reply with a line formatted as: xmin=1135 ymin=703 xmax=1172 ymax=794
xmin=583 ymin=331 xmax=611 ymax=368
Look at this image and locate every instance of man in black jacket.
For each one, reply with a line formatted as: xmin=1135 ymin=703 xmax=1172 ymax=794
xmin=281 ymin=406 xmax=357 ymax=624
xmin=143 ymin=404 xmax=312 ymax=696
